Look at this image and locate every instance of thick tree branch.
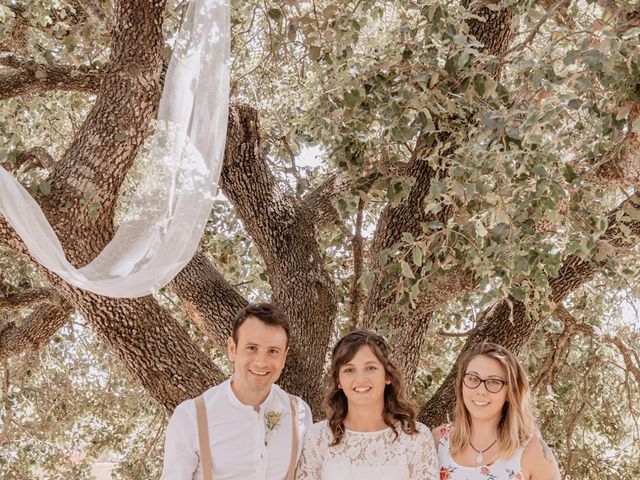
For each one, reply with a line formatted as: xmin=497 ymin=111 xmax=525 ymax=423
xmin=41 ymin=1 xmax=166 ymax=265
xmin=392 ymin=266 xmax=478 ymax=387
xmin=348 ymin=198 xmax=365 ymax=330
xmin=0 ymin=288 xmax=57 ymax=312
xmin=1 ymin=147 xmax=55 ymax=173
xmin=51 ymin=275 xmax=226 ymax=411
xmin=170 ymin=251 xmax=247 ymax=352
xmin=0 ymin=217 xmax=27 ymax=252
xmin=220 ymin=102 xmax=337 ymax=413
xmin=301 ymin=172 xmax=351 ymax=231
xmin=0 ymin=56 xmax=104 ymax=101
xmin=0 ymin=0 xmax=225 ymax=413
xmin=0 ymin=301 xmax=72 ymax=360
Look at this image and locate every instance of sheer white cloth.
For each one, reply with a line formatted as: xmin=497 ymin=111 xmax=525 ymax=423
xmin=0 ymin=0 xmax=230 ymax=298
xmin=296 ymin=420 xmax=439 ymax=480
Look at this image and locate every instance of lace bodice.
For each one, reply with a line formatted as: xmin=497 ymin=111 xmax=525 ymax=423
xmin=296 ymin=420 xmax=438 ymax=480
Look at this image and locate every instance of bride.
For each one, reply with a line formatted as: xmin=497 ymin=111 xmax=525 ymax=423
xmin=296 ymin=330 xmax=438 ymax=479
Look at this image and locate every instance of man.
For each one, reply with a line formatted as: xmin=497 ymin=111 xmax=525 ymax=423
xmin=161 ymin=303 xmax=312 ymax=479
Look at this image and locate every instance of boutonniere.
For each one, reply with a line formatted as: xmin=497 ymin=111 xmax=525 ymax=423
xmin=264 ymin=409 xmax=282 ymax=446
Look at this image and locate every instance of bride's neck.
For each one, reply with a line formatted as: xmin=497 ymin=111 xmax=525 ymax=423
xmin=344 ymin=405 xmax=387 ymax=432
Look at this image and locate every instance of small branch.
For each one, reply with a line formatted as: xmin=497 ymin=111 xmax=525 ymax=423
xmin=552 ymin=304 xmax=640 ymax=385
xmin=606 ymin=336 xmax=640 ymax=385
xmin=1 ymin=358 xmax=11 ymax=444
xmin=348 ymin=197 xmax=365 ymax=330
xmin=0 ymin=301 xmax=72 ymax=360
xmin=0 ymin=57 xmax=104 ymax=100
xmin=504 ymin=0 xmax=570 ymax=57
xmin=74 ymin=0 xmax=110 ymax=25
xmin=0 ymin=6 xmax=28 ymax=53
xmin=437 ymin=327 xmax=478 ymax=338
xmin=2 ymin=147 xmax=56 ymax=172
xmin=301 ymin=172 xmax=351 ymax=231
xmin=0 ymin=288 xmax=58 ymax=312
xmin=532 ymin=304 xmax=578 ymax=391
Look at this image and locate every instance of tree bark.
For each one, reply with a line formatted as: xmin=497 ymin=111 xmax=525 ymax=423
xmin=170 ymin=251 xmax=247 ymax=353
xmin=51 ymin=276 xmax=226 ymax=411
xmin=0 ymin=288 xmax=57 ymax=311
xmin=41 ymin=0 xmax=166 ymax=264
xmin=1 ymin=0 xmax=226 ymax=412
xmin=0 ymin=59 xmax=104 ymax=100
xmin=219 ymin=103 xmax=338 ymax=414
xmin=0 ymin=301 xmax=72 ymax=360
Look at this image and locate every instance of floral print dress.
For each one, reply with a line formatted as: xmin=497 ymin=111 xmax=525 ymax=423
xmin=436 ymin=425 xmax=525 ymax=480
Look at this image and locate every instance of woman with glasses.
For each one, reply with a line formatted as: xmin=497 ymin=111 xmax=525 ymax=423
xmin=433 ymin=342 xmax=560 ymax=480
xmin=296 ymin=330 xmax=438 ymax=479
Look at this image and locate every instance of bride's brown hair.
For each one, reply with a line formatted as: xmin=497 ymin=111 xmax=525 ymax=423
xmin=324 ymin=330 xmax=418 ymax=446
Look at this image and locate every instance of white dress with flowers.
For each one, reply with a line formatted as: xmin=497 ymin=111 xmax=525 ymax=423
xmin=296 ymin=420 xmax=438 ymax=480
xmin=436 ymin=424 xmax=525 ymax=480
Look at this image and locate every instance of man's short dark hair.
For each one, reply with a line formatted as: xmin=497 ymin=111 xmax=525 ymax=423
xmin=232 ymin=303 xmax=290 ymax=347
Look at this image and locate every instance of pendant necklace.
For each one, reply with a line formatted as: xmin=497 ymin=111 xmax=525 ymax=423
xmin=469 ymin=439 xmax=497 ymax=465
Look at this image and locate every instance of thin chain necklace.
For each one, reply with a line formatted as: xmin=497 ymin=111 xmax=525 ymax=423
xmin=469 ymin=439 xmax=497 ymax=465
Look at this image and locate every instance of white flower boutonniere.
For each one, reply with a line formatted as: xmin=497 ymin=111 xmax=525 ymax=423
xmin=264 ymin=409 xmax=282 ymax=446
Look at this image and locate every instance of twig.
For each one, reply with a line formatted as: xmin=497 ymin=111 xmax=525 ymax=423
xmin=348 ymin=197 xmax=365 ymax=330
xmin=504 ymin=0 xmax=570 ymax=57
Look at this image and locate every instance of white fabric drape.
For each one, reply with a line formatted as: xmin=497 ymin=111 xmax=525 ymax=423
xmin=0 ymin=0 xmax=230 ymax=298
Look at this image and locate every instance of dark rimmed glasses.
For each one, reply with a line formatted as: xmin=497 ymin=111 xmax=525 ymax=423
xmin=463 ymin=373 xmax=506 ymax=393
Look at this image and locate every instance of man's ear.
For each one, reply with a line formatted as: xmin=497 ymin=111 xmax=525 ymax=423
xmin=227 ymin=336 xmax=237 ymax=361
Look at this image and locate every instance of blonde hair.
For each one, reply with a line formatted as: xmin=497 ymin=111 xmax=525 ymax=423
xmin=450 ymin=342 xmax=537 ymax=459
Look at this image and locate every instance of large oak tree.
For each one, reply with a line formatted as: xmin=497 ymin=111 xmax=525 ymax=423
xmin=1 ymin=1 xmax=639 ymax=478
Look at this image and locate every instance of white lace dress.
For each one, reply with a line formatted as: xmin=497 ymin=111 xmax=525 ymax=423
xmin=296 ymin=420 xmax=438 ymax=480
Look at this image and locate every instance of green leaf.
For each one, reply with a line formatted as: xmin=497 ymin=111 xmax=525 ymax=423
xmin=267 ymin=8 xmax=282 ymax=20
xmin=409 ymin=282 xmax=420 ymax=304
xmin=400 ymin=261 xmax=415 ymax=279
xmin=88 ymin=202 xmax=102 ymax=219
xmin=343 ymin=89 xmax=363 ymax=108
xmin=476 ymin=221 xmax=488 ymax=238
xmin=412 ymin=247 xmax=423 ymax=266
xmin=309 ymin=45 xmax=321 ymax=61
xmin=563 ymin=164 xmax=577 ymax=182
xmin=114 ymin=133 xmax=126 ymax=142
xmin=511 ymin=287 xmax=526 ymax=302
xmin=359 ymin=271 xmax=375 ymax=292
xmin=39 ymin=180 xmax=51 ymax=195
xmin=391 ymin=126 xmax=413 ymax=142
xmin=401 ymin=232 xmax=414 ymax=243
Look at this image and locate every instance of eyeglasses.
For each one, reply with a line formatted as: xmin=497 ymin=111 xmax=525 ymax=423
xmin=463 ymin=373 xmax=506 ymax=393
